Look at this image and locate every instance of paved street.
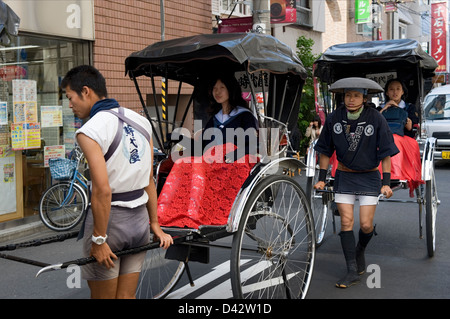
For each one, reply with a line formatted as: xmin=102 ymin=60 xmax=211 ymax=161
xmin=307 ymin=161 xmax=450 ymax=299
xmin=0 ymin=161 xmax=449 ymax=299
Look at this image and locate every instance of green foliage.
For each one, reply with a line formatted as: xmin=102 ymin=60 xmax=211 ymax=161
xmin=296 ymin=36 xmax=321 ymax=155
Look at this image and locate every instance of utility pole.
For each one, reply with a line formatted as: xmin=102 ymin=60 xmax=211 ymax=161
xmin=252 ymin=0 xmax=271 ymax=34
xmin=372 ymin=0 xmax=380 ymax=40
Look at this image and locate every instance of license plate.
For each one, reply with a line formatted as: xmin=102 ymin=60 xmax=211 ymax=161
xmin=442 ymin=151 xmax=450 ymax=159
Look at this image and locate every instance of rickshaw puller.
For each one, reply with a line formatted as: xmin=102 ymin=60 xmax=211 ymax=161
xmin=314 ymin=78 xmax=399 ymax=289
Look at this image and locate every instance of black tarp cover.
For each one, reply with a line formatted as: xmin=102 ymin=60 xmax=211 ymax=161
xmin=125 ymin=33 xmax=307 ymax=83
xmin=314 ymin=39 xmax=438 ymax=83
xmin=0 ymin=1 xmax=20 ymax=45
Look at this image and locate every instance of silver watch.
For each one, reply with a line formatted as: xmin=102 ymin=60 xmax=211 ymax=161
xmin=91 ymin=234 xmax=108 ymax=245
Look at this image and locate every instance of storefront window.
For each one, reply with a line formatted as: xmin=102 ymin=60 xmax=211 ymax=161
xmin=0 ymin=33 xmax=91 ymax=219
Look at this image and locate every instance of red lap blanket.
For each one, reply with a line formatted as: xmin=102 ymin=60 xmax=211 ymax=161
xmin=329 ymin=135 xmax=423 ymax=197
xmin=157 ymin=144 xmax=256 ymax=229
xmin=387 ymin=134 xmax=423 ymax=197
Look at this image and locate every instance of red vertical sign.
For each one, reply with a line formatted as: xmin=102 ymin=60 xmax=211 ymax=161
xmin=431 ymin=2 xmax=448 ymax=73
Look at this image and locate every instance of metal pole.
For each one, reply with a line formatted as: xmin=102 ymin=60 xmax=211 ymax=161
xmin=252 ymin=0 xmax=271 ymax=34
xmin=372 ymin=0 xmax=376 ymax=41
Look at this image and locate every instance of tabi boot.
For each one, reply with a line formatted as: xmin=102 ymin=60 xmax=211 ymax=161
xmin=336 ymin=230 xmax=360 ymax=289
xmin=355 ymin=227 xmax=376 ymax=275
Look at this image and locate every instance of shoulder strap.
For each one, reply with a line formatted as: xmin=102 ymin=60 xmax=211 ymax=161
xmin=103 ymin=107 xmax=151 ymax=141
xmin=102 ymin=107 xmax=151 ymax=162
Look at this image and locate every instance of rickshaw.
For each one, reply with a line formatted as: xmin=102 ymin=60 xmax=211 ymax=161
xmin=306 ymin=39 xmax=439 ymax=257
xmin=0 ymin=33 xmax=314 ymax=299
xmin=123 ymin=32 xmax=315 ymax=299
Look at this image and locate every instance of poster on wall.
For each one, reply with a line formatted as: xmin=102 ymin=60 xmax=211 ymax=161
xmin=11 ymin=79 xmax=41 ymax=150
xmin=11 ymin=122 xmax=41 ymax=150
xmin=13 ymin=101 xmax=38 ymax=123
xmin=270 ymin=0 xmax=296 ymax=24
xmin=12 ymin=79 xmax=37 ymax=102
xmin=0 ymin=102 xmax=7 ymax=125
xmin=10 ymin=123 xmax=24 ymax=150
xmin=44 ymin=145 xmax=65 ymax=167
xmin=0 ymin=156 xmax=16 ymax=216
xmin=41 ymin=105 xmax=63 ymax=127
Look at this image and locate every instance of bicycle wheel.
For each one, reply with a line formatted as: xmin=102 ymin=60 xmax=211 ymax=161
xmin=39 ymin=182 xmax=87 ymax=231
xmin=136 ymin=234 xmax=185 ymax=299
xmin=231 ymin=175 xmax=315 ymax=299
xmin=425 ymin=174 xmax=438 ymax=257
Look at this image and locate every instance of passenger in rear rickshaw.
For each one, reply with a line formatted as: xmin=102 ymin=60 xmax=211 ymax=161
xmin=314 ymin=77 xmax=399 ymax=289
xmin=379 ymin=78 xmax=419 ymax=138
xmin=157 ymin=74 xmax=258 ymax=229
xmin=379 ymin=79 xmax=423 ymax=195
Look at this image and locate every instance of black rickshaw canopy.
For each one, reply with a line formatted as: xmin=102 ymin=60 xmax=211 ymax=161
xmin=314 ymin=38 xmax=438 ymax=84
xmin=125 ymin=32 xmax=307 ymax=83
xmin=314 ymin=39 xmax=438 ymax=109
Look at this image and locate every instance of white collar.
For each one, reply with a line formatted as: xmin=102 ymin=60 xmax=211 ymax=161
xmin=215 ymin=106 xmax=248 ymax=124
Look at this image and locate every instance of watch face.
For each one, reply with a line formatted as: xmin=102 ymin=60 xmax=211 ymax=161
xmin=92 ymin=235 xmax=106 ymax=244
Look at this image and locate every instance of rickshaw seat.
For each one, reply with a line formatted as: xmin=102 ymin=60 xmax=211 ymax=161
xmin=156 ymin=143 xmax=256 ymax=229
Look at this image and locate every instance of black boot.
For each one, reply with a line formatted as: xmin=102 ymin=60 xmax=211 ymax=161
xmin=336 ymin=231 xmax=360 ymax=288
xmin=355 ymin=227 xmax=375 ymax=275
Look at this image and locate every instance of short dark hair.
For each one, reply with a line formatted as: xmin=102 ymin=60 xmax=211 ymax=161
xmin=61 ymin=65 xmax=108 ymax=98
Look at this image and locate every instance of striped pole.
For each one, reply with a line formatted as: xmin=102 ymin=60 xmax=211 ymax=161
xmin=162 ymin=77 xmax=168 ymax=139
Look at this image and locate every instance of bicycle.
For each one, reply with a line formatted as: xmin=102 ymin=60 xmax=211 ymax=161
xmin=39 ymin=146 xmax=89 ymax=231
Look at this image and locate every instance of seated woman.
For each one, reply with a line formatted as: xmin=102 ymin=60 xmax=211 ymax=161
xmin=157 ymin=74 xmax=259 ymax=229
xmin=379 ymin=79 xmax=417 ymax=138
xmin=380 ymin=79 xmax=423 ymax=196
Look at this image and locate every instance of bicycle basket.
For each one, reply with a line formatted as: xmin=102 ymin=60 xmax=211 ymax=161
xmin=49 ymin=158 xmax=77 ymax=180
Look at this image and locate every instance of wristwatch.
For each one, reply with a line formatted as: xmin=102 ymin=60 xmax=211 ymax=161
xmin=91 ymin=234 xmax=108 ymax=245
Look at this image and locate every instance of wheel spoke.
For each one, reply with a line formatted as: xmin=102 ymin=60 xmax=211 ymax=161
xmin=231 ymin=175 xmax=315 ymax=299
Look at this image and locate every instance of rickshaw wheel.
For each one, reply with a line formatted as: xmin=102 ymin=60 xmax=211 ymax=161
xmin=230 ymin=175 xmax=315 ymax=299
xmin=425 ymin=175 xmax=438 ymax=258
xmin=136 ymin=235 xmax=185 ymax=299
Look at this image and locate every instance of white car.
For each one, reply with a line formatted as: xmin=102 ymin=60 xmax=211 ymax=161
xmin=421 ymin=84 xmax=450 ymax=160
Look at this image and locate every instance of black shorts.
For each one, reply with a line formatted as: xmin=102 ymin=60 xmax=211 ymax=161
xmin=334 ymin=170 xmax=381 ymax=196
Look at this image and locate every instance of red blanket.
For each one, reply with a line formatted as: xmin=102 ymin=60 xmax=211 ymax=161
xmin=387 ymin=134 xmax=423 ymax=196
xmin=157 ymin=144 xmax=256 ymax=229
xmin=329 ymin=135 xmax=423 ymax=197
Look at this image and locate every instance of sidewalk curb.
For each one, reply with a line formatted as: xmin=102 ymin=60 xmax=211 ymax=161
xmin=0 ymin=216 xmax=48 ymax=243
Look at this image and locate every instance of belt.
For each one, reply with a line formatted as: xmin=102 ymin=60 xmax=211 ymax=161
xmin=111 ymin=189 xmax=145 ymax=202
xmin=337 ymin=163 xmax=378 ymax=173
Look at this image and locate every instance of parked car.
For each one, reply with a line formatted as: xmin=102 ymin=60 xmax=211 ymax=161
xmin=420 ymin=84 xmax=450 ymax=160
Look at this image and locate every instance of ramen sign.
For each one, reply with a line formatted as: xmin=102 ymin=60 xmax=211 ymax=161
xmin=431 ymin=1 xmax=448 ymax=73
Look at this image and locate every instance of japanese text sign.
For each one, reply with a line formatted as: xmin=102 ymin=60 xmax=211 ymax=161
xmin=431 ymin=1 xmax=448 ymax=73
xmin=355 ymin=0 xmax=371 ymax=24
